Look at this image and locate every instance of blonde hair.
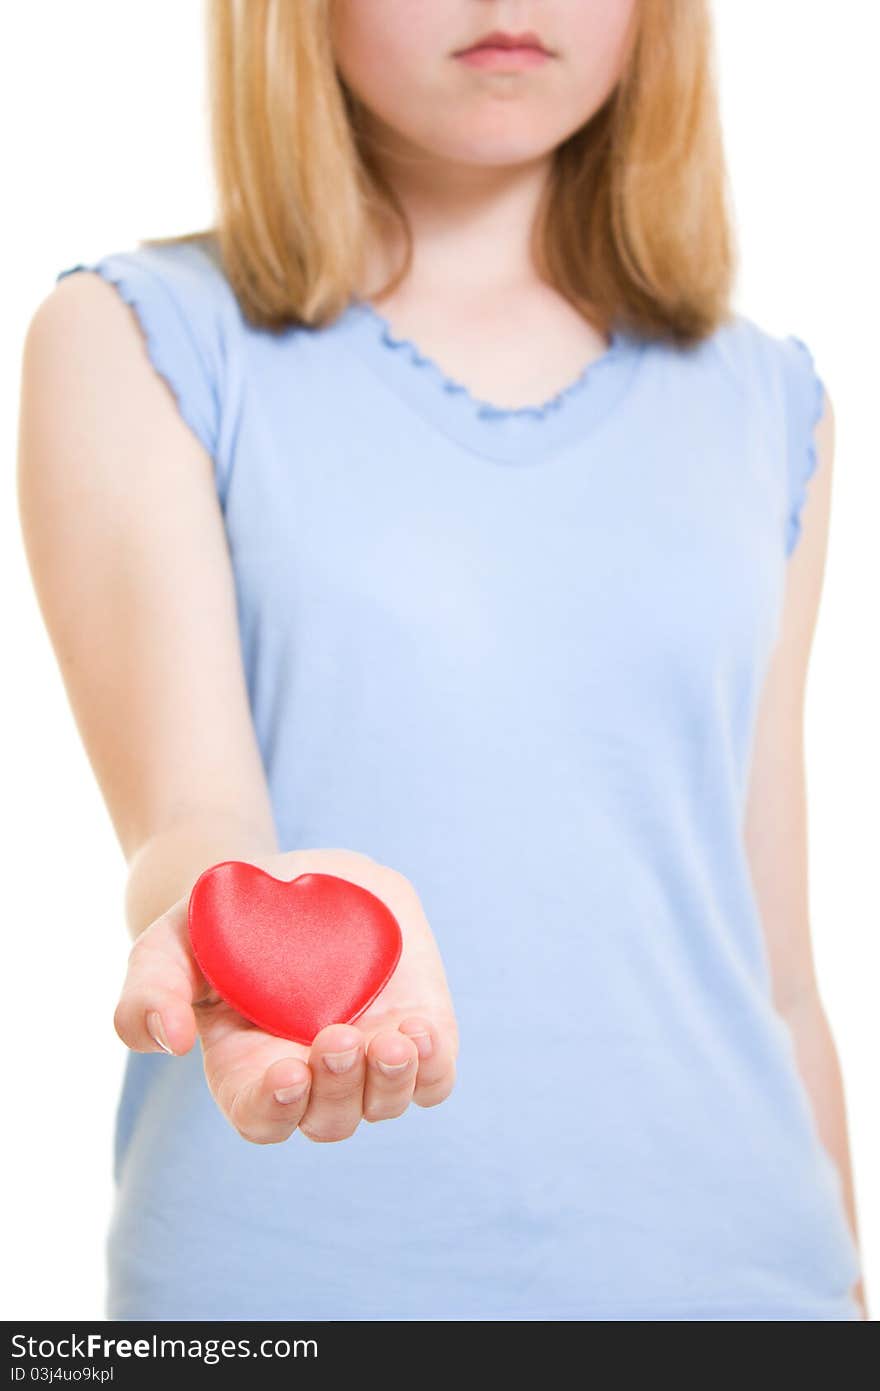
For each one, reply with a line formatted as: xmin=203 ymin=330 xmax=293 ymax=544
xmin=158 ymin=0 xmax=736 ymax=344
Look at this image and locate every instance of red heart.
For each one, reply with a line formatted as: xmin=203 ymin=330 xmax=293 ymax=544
xmin=187 ymin=861 xmax=403 ymax=1045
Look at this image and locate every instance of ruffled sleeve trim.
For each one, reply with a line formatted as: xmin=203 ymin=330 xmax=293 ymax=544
xmin=782 ymin=333 xmax=826 ymax=557
xmin=55 ymin=246 xmax=226 ymax=493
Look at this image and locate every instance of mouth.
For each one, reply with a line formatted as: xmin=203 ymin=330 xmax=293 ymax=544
xmin=451 ymin=30 xmax=555 ymax=72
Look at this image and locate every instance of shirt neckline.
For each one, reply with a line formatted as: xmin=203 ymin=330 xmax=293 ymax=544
xmin=333 ymin=297 xmax=647 ymax=465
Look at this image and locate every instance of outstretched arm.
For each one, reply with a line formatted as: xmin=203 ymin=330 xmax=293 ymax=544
xmin=17 ymin=270 xmax=457 ymax=1146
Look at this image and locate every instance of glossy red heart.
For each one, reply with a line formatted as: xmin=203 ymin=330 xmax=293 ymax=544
xmin=187 ymin=860 xmax=403 ymax=1045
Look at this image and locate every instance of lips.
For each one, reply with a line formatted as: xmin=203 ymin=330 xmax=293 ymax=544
xmin=455 ymin=30 xmax=551 ymax=57
xmin=452 ymin=31 xmax=554 ymax=72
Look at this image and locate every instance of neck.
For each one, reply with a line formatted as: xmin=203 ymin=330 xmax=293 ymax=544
xmin=357 ymin=113 xmax=554 ymax=299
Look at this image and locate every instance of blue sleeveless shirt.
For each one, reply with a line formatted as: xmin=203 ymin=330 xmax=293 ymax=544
xmin=57 ymin=236 xmax=862 ymax=1320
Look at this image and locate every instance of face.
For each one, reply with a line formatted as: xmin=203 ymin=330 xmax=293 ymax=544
xmin=330 ymin=0 xmax=639 ymax=168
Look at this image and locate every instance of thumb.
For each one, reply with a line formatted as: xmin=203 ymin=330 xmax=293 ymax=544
xmin=113 ymin=896 xmax=206 ymax=1056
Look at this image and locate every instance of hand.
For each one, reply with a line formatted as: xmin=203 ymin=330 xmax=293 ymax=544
xmin=113 ymin=848 xmax=459 ymax=1144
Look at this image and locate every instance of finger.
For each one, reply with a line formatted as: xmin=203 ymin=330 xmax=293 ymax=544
xmin=223 ymin=1056 xmax=312 ymax=1146
xmin=299 ymin=1024 xmax=366 ymax=1142
xmin=113 ymin=902 xmax=203 ymax=1057
xmin=398 ymin=1017 xmax=457 ymax=1108
xmin=362 ymin=1030 xmax=419 ymax=1122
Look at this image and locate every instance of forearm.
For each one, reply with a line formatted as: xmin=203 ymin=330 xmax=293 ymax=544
xmin=124 ymin=810 xmax=279 ymax=942
xmin=780 ymin=984 xmax=866 ymax=1317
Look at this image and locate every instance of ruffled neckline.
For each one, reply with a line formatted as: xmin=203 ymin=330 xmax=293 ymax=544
xmin=335 ymin=297 xmax=646 ymax=465
xmin=351 ymin=298 xmax=628 ymax=422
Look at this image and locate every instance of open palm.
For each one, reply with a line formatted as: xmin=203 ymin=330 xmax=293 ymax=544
xmin=114 ymin=849 xmax=458 ymax=1145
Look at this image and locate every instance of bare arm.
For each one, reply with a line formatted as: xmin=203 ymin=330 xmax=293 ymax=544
xmin=743 ymin=386 xmax=866 ymax=1318
xmin=17 ymin=271 xmax=457 ymax=1145
xmin=17 ymin=271 xmax=280 ymax=938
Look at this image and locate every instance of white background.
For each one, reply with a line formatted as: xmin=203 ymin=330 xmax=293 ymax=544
xmin=3 ymin=1 xmax=878 ymax=1320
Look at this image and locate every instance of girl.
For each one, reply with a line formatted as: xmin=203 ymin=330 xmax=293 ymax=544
xmin=18 ymin=0 xmax=866 ymax=1320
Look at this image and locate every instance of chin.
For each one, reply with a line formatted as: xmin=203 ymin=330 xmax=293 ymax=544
xmin=424 ymin=118 xmax=565 ymax=168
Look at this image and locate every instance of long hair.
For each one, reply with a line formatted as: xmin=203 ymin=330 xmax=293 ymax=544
xmin=157 ymin=0 xmax=736 ymax=344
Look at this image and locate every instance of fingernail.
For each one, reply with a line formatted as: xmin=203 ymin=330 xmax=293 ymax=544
xmin=323 ymin=1046 xmax=360 ymax=1075
xmin=274 ymin=1082 xmax=308 ymax=1105
xmin=147 ymin=1010 xmax=174 ymax=1055
xmin=402 ymin=1030 xmax=433 ymax=1060
xmin=376 ymin=1057 xmax=411 ymax=1077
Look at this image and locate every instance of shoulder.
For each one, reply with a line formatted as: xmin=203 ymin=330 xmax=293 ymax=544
xmin=27 ymin=233 xmax=246 ymax=494
xmin=47 ymin=231 xmax=243 ymax=362
xmin=30 ymin=231 xmax=243 ymax=375
xmin=632 ymin=311 xmax=825 ymax=427
xmin=639 ymin=309 xmax=832 ymax=561
xmin=699 ymin=310 xmax=829 ymax=420
xmin=703 ymin=311 xmax=832 ymax=557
